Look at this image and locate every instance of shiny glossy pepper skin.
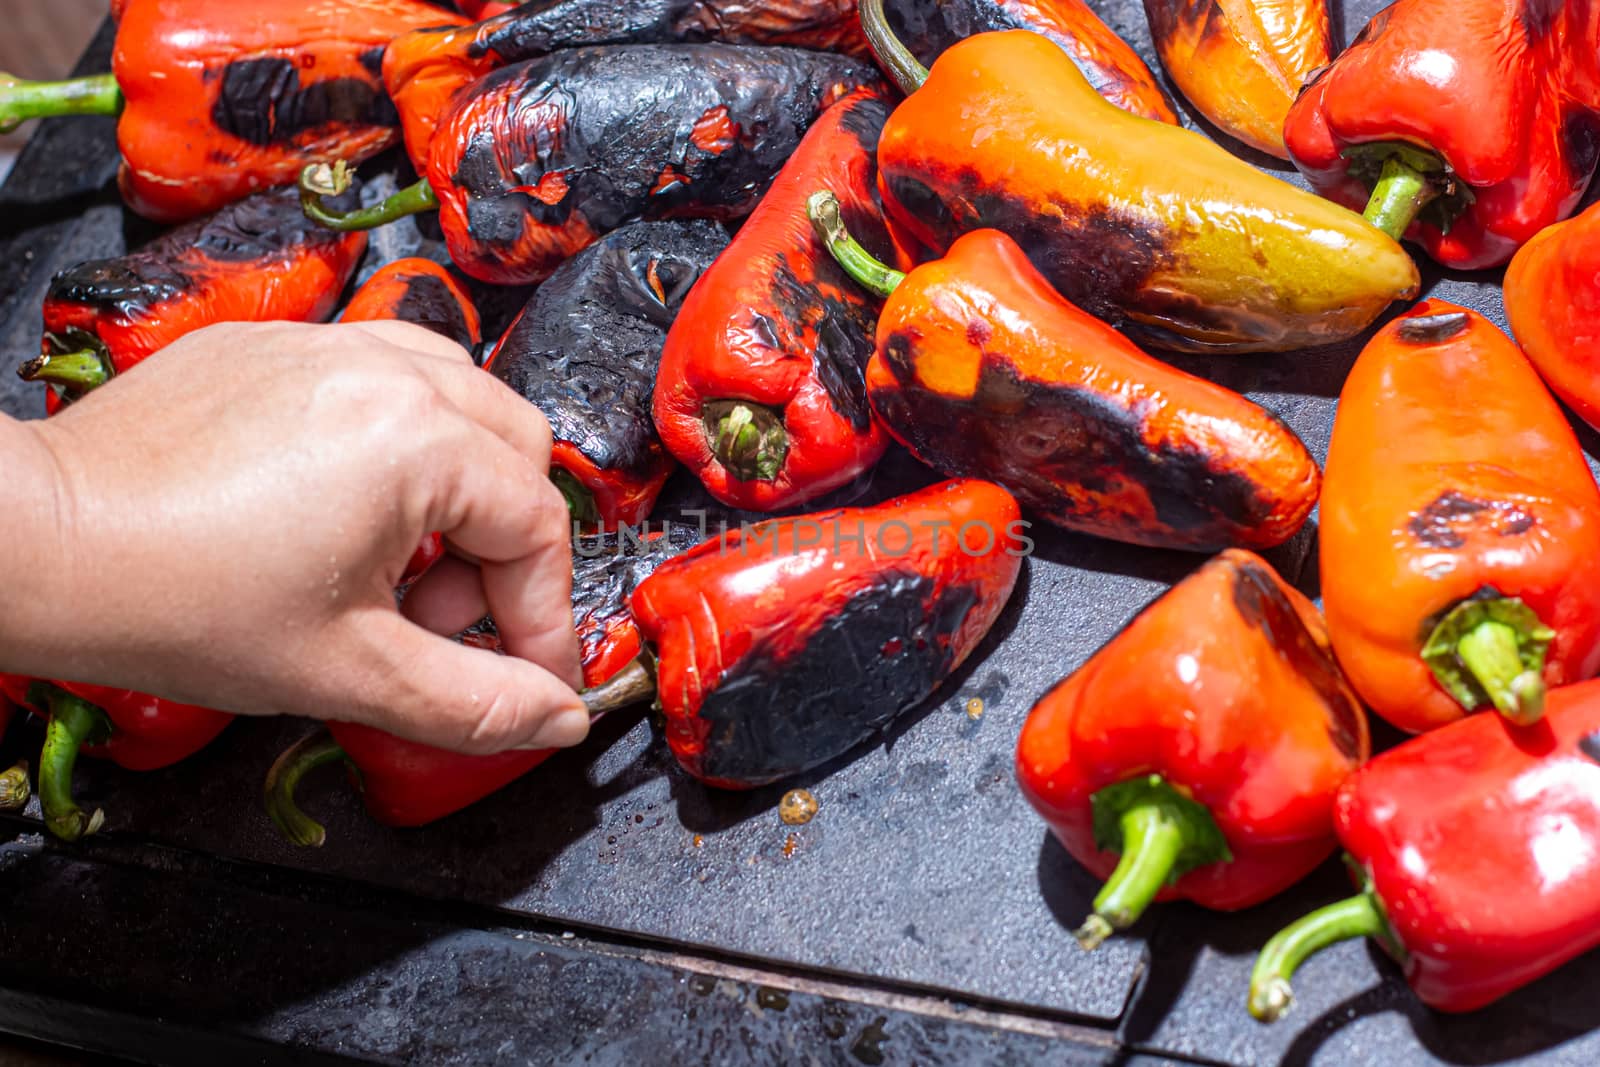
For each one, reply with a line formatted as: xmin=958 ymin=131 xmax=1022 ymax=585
xmin=1143 ymin=0 xmax=1330 ymax=158
xmin=489 ymin=221 xmax=730 ymax=529
xmin=383 ymin=0 xmax=867 ymax=172
xmin=869 ymin=28 xmax=1420 ymax=353
xmin=1249 ymin=678 xmax=1600 ymax=1019
xmin=654 ymin=90 xmax=905 ymax=512
xmin=421 ymin=45 xmax=876 ymax=284
xmin=1283 ymin=0 xmax=1600 ymax=270
xmin=1017 ymin=551 xmax=1367 ymax=945
xmin=859 ymin=228 xmax=1320 ymax=550
xmin=27 ymin=185 xmax=367 ymax=412
xmin=1320 ymin=301 xmax=1600 ymax=734
xmin=339 ymin=257 xmax=482 ymax=351
xmin=881 ymin=0 xmax=1177 ymax=123
xmin=1504 ymin=201 xmax=1600 ymax=432
xmin=630 ymin=480 xmax=1023 ymax=789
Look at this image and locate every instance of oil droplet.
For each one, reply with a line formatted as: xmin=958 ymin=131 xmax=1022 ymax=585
xmin=634 ymin=813 xmax=644 ymax=824
xmin=779 ymin=788 xmax=818 ymax=825
xmin=965 ymin=697 xmax=984 ymax=720
xmin=688 ymin=974 xmax=715 ymax=996
xmin=850 ymin=1016 xmax=890 ymax=1064
xmin=782 ymin=833 xmax=799 ymax=858
xmin=692 ymin=834 xmax=704 ymax=848
xmin=756 ymin=986 xmax=790 ymax=1011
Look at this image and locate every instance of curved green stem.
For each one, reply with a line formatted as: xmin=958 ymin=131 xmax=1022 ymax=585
xmin=582 ymin=657 xmax=657 ymax=718
xmin=299 ymin=162 xmax=436 ymax=232
xmin=704 ymin=400 xmax=789 ymax=482
xmin=34 ymin=685 xmax=111 ymax=842
xmin=1422 ymin=595 xmax=1553 ymax=725
xmin=17 ymin=349 xmax=108 ymax=389
xmin=858 ymin=0 xmax=929 ymax=95
xmin=553 ymin=468 xmax=600 ymax=527
xmin=1249 ymin=893 xmax=1391 ymax=1022
xmin=807 ymin=190 xmax=905 ymax=299
xmin=1364 ymin=155 xmax=1436 ymax=240
xmin=264 ymin=731 xmax=349 ymax=848
xmin=0 ymin=760 xmax=29 ymax=811
xmin=0 ymin=72 xmax=121 ymax=133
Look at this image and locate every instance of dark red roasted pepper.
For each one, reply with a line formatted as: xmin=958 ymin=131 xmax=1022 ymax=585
xmin=339 ymin=257 xmax=482 ymax=352
xmin=22 ymin=185 xmax=367 ymax=413
xmin=0 ymin=0 xmax=465 ymax=222
xmin=301 ymin=44 xmax=877 ymax=284
xmin=654 ymin=89 xmax=908 ymax=511
xmin=1250 ymin=675 xmax=1600 ymax=1019
xmin=1283 ymin=0 xmax=1600 ymax=269
xmin=382 ymin=0 xmax=868 ymax=168
xmin=630 ymin=479 xmax=1023 ymax=788
xmin=488 ymin=220 xmax=729 ymax=528
xmin=1017 ymin=550 xmax=1368 ymax=948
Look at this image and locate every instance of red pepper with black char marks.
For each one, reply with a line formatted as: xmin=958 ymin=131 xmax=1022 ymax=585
xmin=488 ymin=220 xmax=730 ymax=528
xmin=22 ymin=185 xmax=367 ymax=414
xmin=630 ymin=479 xmax=1023 ymax=789
xmin=301 ymin=44 xmax=878 ymax=285
xmin=1249 ymin=676 xmax=1600 ymax=1019
xmin=0 ymin=0 xmax=465 ymax=222
xmin=1283 ymin=0 xmax=1600 ymax=269
xmin=1016 ymin=550 xmax=1368 ymax=949
xmin=654 ymin=88 xmax=908 ymax=512
xmin=339 ymin=257 xmax=482 ymax=352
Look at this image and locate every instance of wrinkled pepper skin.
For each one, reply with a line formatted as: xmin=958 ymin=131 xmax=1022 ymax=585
xmin=339 ymin=257 xmax=482 ymax=351
xmin=882 ymin=0 xmax=1177 ymax=123
xmin=1320 ymin=301 xmax=1600 ymax=734
xmin=862 ymin=228 xmax=1320 ymax=550
xmin=1143 ymin=0 xmax=1330 ymax=157
xmin=383 ymin=0 xmax=866 ymax=168
xmin=489 ymin=221 xmax=730 ymax=528
xmin=872 ymin=29 xmax=1420 ymax=353
xmin=1017 ymin=551 xmax=1367 ymax=928
xmin=1283 ymin=0 xmax=1600 ymax=270
xmin=109 ymin=0 xmax=465 ymax=221
xmin=420 ymin=45 xmax=876 ymax=284
xmin=654 ymin=90 xmax=905 ymax=512
xmin=1505 ymin=201 xmax=1600 ymax=432
xmin=630 ymin=480 xmax=1023 ymax=789
xmin=31 ymin=185 xmax=366 ymax=412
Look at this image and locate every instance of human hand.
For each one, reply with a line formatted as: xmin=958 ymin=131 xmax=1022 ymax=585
xmin=3 ymin=320 xmax=587 ymax=754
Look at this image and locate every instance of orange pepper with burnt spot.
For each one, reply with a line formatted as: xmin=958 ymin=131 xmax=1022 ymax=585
xmin=0 ymin=0 xmax=465 ymax=222
xmin=1504 ymin=201 xmax=1600 ymax=431
xmin=857 ymin=0 xmax=1419 ymax=354
xmin=808 ymin=192 xmax=1319 ymax=552
xmin=1320 ymin=300 xmax=1600 ymax=733
xmin=301 ymin=44 xmax=877 ymax=285
xmin=339 ymin=257 xmax=482 ymax=353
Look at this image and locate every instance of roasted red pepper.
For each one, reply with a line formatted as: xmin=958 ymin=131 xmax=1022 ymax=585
xmin=339 ymin=257 xmax=482 ymax=352
xmin=1016 ymin=550 xmax=1368 ymax=948
xmin=1505 ymin=200 xmax=1600 ymax=432
xmin=654 ymin=89 xmax=907 ymax=511
xmin=489 ymin=220 xmax=729 ymax=528
xmin=1250 ymin=676 xmax=1600 ymax=1019
xmin=630 ymin=479 xmax=1023 ymax=789
xmin=382 ymin=0 xmax=868 ymax=169
xmin=303 ymin=44 xmax=876 ymax=285
xmin=22 ymin=185 xmax=367 ymax=413
xmin=264 ymin=526 xmax=699 ymax=841
xmin=0 ymin=0 xmax=465 ymax=222
xmin=1283 ymin=0 xmax=1600 ymax=269
xmin=810 ymin=194 xmax=1320 ymax=551
xmin=1320 ymin=301 xmax=1600 ymax=733
xmin=882 ymin=0 xmax=1177 ymax=123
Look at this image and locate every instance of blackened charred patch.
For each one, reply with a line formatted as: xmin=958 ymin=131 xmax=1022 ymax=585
xmin=768 ymin=261 xmax=876 ymax=432
xmin=358 ymin=46 xmax=386 ymax=78
xmin=1580 ymin=732 xmax=1600 ymax=765
xmin=1407 ymin=490 xmax=1536 ymax=550
xmin=491 ymin=220 xmax=728 ymax=473
xmin=837 ymin=94 xmax=890 ymax=155
xmin=211 ymin=58 xmax=396 ymax=147
xmin=695 ymin=574 xmax=978 ymax=785
xmin=572 ymin=521 xmax=702 ymax=663
xmin=1396 ymin=312 xmax=1470 ymax=345
xmin=1229 ymin=558 xmax=1364 ymax=760
xmin=390 ymin=273 xmax=475 ymax=349
xmin=883 ymin=175 xmax=956 ymax=243
xmin=1520 ymin=0 xmax=1564 ymax=40
xmin=1562 ymin=109 xmax=1600 ymax=181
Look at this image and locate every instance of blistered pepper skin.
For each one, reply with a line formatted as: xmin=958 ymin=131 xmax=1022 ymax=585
xmin=1320 ymin=301 xmax=1600 ymax=733
xmin=874 ymin=31 xmax=1419 ymax=353
xmin=1143 ymin=0 xmax=1330 ymax=157
xmin=881 ymin=0 xmax=1177 ymax=123
xmin=424 ymin=44 xmax=876 ymax=284
xmin=339 ymin=257 xmax=482 ymax=351
xmin=630 ymin=480 xmax=1023 ymax=789
xmin=866 ymin=229 xmax=1319 ymax=550
xmin=1505 ymin=202 xmax=1600 ymax=431
xmin=1018 ymin=550 xmax=1368 ymax=911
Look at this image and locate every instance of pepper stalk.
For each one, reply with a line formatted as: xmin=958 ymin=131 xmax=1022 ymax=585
xmin=29 ymin=683 xmax=112 ymax=842
xmin=857 ymin=0 xmax=930 ymax=96
xmin=1421 ymin=594 xmax=1553 ymax=725
xmin=0 ymin=71 xmax=122 ymax=134
xmin=300 ymin=162 xmax=437 ymax=232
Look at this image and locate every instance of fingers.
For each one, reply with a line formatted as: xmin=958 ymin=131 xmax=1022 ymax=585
xmin=401 ymin=555 xmax=489 ymax=636
xmin=345 ymin=319 xmax=475 ymax=364
xmin=406 ymin=352 xmax=554 ymax=474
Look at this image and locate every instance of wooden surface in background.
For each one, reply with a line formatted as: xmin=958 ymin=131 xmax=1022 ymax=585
xmin=0 ymin=0 xmax=105 ymax=173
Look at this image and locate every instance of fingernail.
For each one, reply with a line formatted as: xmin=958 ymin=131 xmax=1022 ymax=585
xmin=515 ymin=704 xmax=590 ymax=750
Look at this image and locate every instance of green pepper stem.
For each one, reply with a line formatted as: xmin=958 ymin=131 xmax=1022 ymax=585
xmin=36 ymin=686 xmax=111 ymax=842
xmin=553 ymin=468 xmax=601 ymax=527
xmin=582 ymin=657 xmax=657 ymax=718
xmin=858 ymin=0 xmax=929 ymax=95
xmin=1456 ymin=619 xmax=1545 ymax=724
xmin=0 ymin=72 xmax=122 ymax=133
xmin=1249 ymin=893 xmax=1390 ymax=1022
xmin=1363 ymin=154 xmax=1439 ymax=241
xmin=299 ymin=162 xmax=437 ymax=232
xmin=17 ymin=350 xmax=108 ymax=389
xmin=704 ymin=400 xmax=789 ymax=482
xmin=807 ymin=190 xmax=905 ymax=299
xmin=1421 ymin=595 xmax=1553 ymax=725
xmin=1076 ymin=803 xmax=1188 ymax=949
xmin=263 ymin=732 xmax=348 ymax=848
xmin=0 ymin=760 xmax=29 ymax=812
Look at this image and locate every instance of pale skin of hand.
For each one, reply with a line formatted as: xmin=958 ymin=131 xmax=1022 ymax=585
xmin=0 ymin=320 xmax=590 ymax=755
